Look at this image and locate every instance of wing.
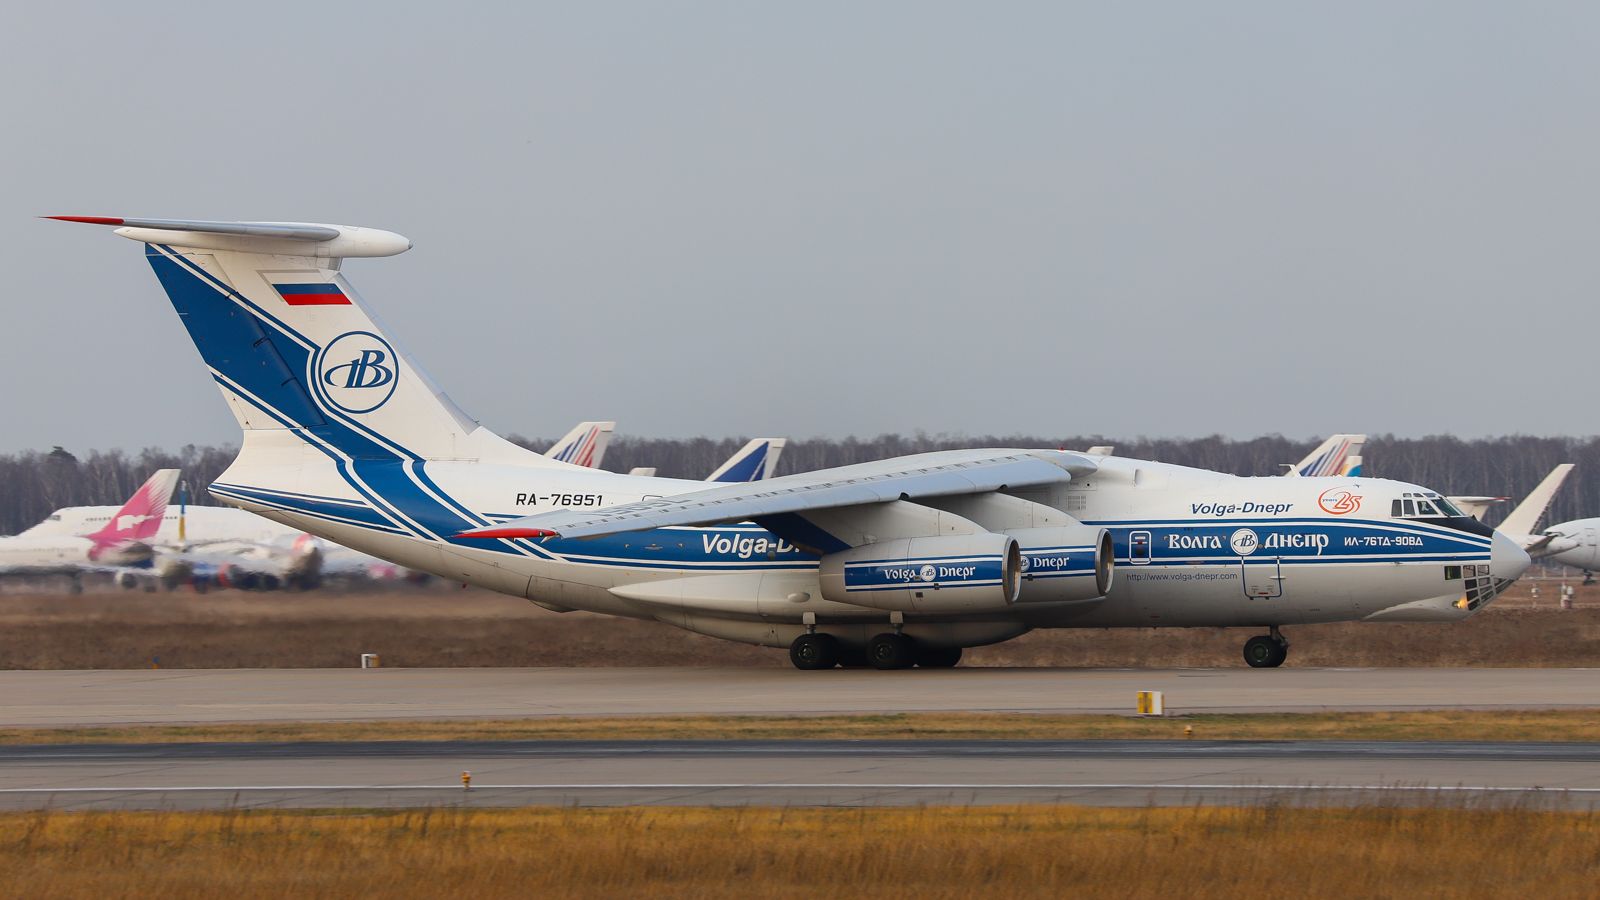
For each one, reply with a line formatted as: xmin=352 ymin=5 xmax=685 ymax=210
xmin=459 ymin=448 xmax=1096 ymax=541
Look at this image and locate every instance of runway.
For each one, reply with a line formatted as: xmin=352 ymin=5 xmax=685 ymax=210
xmin=2 ymin=667 xmax=1597 ymax=727
xmin=1 ymin=739 xmax=1596 ymax=810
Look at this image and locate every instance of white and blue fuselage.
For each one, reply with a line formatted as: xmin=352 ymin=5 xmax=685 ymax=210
xmin=52 ymin=215 xmax=1530 ymax=661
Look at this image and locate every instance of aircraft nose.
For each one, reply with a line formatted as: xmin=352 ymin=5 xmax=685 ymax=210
xmin=1490 ymin=530 xmax=1531 ymax=581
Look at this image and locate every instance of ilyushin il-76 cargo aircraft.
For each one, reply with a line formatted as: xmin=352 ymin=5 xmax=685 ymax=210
xmin=52 ymin=216 xmax=1531 ymax=669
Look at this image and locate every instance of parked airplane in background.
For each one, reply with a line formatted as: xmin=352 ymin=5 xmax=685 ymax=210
xmin=1541 ymin=513 xmax=1600 ymax=582
xmin=27 ymin=501 xmax=399 ymax=590
xmin=707 ymin=438 xmax=786 ymax=482
xmin=628 ymin=438 xmax=787 ymax=482
xmin=1479 ymin=465 xmax=1576 ymax=555
xmin=544 ymin=421 xmax=614 ymax=468
xmin=0 ymin=469 xmax=179 ymax=590
xmin=1286 ymin=434 xmax=1365 ymax=478
xmin=1081 ymin=436 xmax=1363 ymax=479
xmin=53 ymin=215 xmax=1531 ymax=669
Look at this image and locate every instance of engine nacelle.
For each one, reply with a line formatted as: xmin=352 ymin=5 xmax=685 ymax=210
xmin=1008 ymin=525 xmax=1114 ymax=603
xmin=819 ymin=533 xmax=1021 ymax=613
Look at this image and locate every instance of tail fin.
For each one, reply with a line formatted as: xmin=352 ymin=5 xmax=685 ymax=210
xmin=86 ymin=469 xmax=179 ymax=545
xmin=1499 ymin=464 xmax=1575 ymax=536
xmin=49 ymin=216 xmax=554 ymax=467
xmin=1289 ymin=434 xmax=1367 ymax=477
xmin=706 ymin=438 xmax=787 ymax=482
xmin=544 ymin=421 xmax=615 ymax=468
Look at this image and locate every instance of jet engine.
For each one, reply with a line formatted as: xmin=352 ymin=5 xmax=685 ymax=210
xmin=818 ymin=533 xmax=1020 ymax=613
xmin=1008 ymin=525 xmax=1114 ymax=603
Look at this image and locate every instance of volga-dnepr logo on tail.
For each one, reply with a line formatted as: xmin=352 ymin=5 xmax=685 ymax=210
xmin=314 ymin=331 xmax=398 ymax=414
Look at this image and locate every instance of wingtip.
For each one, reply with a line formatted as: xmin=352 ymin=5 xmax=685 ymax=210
xmin=42 ymin=215 xmax=125 ymax=225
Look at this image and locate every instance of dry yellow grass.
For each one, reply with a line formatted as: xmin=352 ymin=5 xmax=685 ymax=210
xmin=5 ymin=709 xmax=1600 ymax=745
xmin=1 ymin=587 xmax=1597 ymax=669
xmin=1 ymin=805 xmax=1594 ymax=899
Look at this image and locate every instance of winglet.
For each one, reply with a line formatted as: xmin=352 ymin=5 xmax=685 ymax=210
xmin=454 ymin=527 xmax=560 ymax=540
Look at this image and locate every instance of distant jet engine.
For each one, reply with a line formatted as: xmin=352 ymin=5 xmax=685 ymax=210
xmin=1008 ymin=525 xmax=1114 ymax=603
xmin=818 ymin=533 xmax=1020 ymax=613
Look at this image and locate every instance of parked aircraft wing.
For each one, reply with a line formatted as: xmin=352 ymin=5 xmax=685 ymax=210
xmin=459 ymin=448 xmax=1096 ymax=541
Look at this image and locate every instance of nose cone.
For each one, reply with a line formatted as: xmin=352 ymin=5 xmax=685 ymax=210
xmin=1491 ymin=530 xmax=1531 ymax=581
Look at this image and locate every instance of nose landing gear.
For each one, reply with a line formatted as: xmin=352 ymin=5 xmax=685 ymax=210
xmin=1243 ymin=627 xmax=1289 ymax=668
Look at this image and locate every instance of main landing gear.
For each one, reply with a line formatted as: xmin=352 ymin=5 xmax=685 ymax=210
xmin=789 ymin=633 xmax=840 ymax=670
xmin=787 ymin=632 xmax=964 ymax=670
xmin=1243 ymin=627 xmax=1289 ymax=668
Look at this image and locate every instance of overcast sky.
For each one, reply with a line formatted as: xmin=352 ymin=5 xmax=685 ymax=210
xmin=3 ymin=2 xmax=1598 ymax=453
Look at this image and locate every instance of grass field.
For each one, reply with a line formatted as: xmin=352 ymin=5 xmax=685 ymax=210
xmin=5 ymin=709 xmax=1600 ymax=745
xmin=2 ymin=805 xmax=1594 ymax=898
xmin=0 ymin=585 xmax=1597 ymax=669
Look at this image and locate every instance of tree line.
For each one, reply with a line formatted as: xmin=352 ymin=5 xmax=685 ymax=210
xmin=2 ymin=434 xmax=1597 ymax=535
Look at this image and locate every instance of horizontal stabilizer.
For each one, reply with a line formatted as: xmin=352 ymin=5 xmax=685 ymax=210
xmin=45 ymin=215 xmax=410 ymax=258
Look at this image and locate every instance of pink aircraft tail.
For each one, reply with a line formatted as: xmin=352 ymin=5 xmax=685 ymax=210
xmin=86 ymin=469 xmax=180 ymax=548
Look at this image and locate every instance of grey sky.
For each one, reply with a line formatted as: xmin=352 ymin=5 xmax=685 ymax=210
xmin=4 ymin=2 xmax=1598 ymax=453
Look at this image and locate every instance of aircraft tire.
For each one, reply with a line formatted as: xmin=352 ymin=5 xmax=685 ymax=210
xmin=915 ymin=646 xmax=963 ymax=668
xmin=1243 ymin=635 xmax=1287 ymax=668
xmin=789 ymin=633 xmax=840 ymax=670
xmin=867 ymin=633 xmax=916 ymax=670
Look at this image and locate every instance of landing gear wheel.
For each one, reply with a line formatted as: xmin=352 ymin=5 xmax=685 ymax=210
xmin=1243 ymin=635 xmax=1287 ymax=668
xmin=789 ymin=633 xmax=840 ymax=670
xmin=915 ymin=646 xmax=963 ymax=668
xmin=867 ymin=633 xmax=916 ymax=670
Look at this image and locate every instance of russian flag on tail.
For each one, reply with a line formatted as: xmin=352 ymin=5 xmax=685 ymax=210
xmin=274 ymin=283 xmax=351 ymax=306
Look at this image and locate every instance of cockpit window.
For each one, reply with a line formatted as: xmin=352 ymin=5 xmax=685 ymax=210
xmin=1393 ymin=491 xmax=1467 ymax=519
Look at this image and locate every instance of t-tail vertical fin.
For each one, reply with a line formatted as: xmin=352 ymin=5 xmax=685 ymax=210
xmin=47 ymin=216 xmax=565 ymax=469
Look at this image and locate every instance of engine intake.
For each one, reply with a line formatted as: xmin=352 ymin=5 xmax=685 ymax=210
xmin=819 ymin=533 xmax=1021 ymax=613
xmin=1009 ymin=525 xmax=1114 ymax=603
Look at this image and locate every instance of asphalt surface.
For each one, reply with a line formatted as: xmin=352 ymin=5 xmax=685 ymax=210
xmin=3 ymin=667 xmax=1598 ymax=726
xmin=2 ymin=739 xmax=1597 ymax=810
